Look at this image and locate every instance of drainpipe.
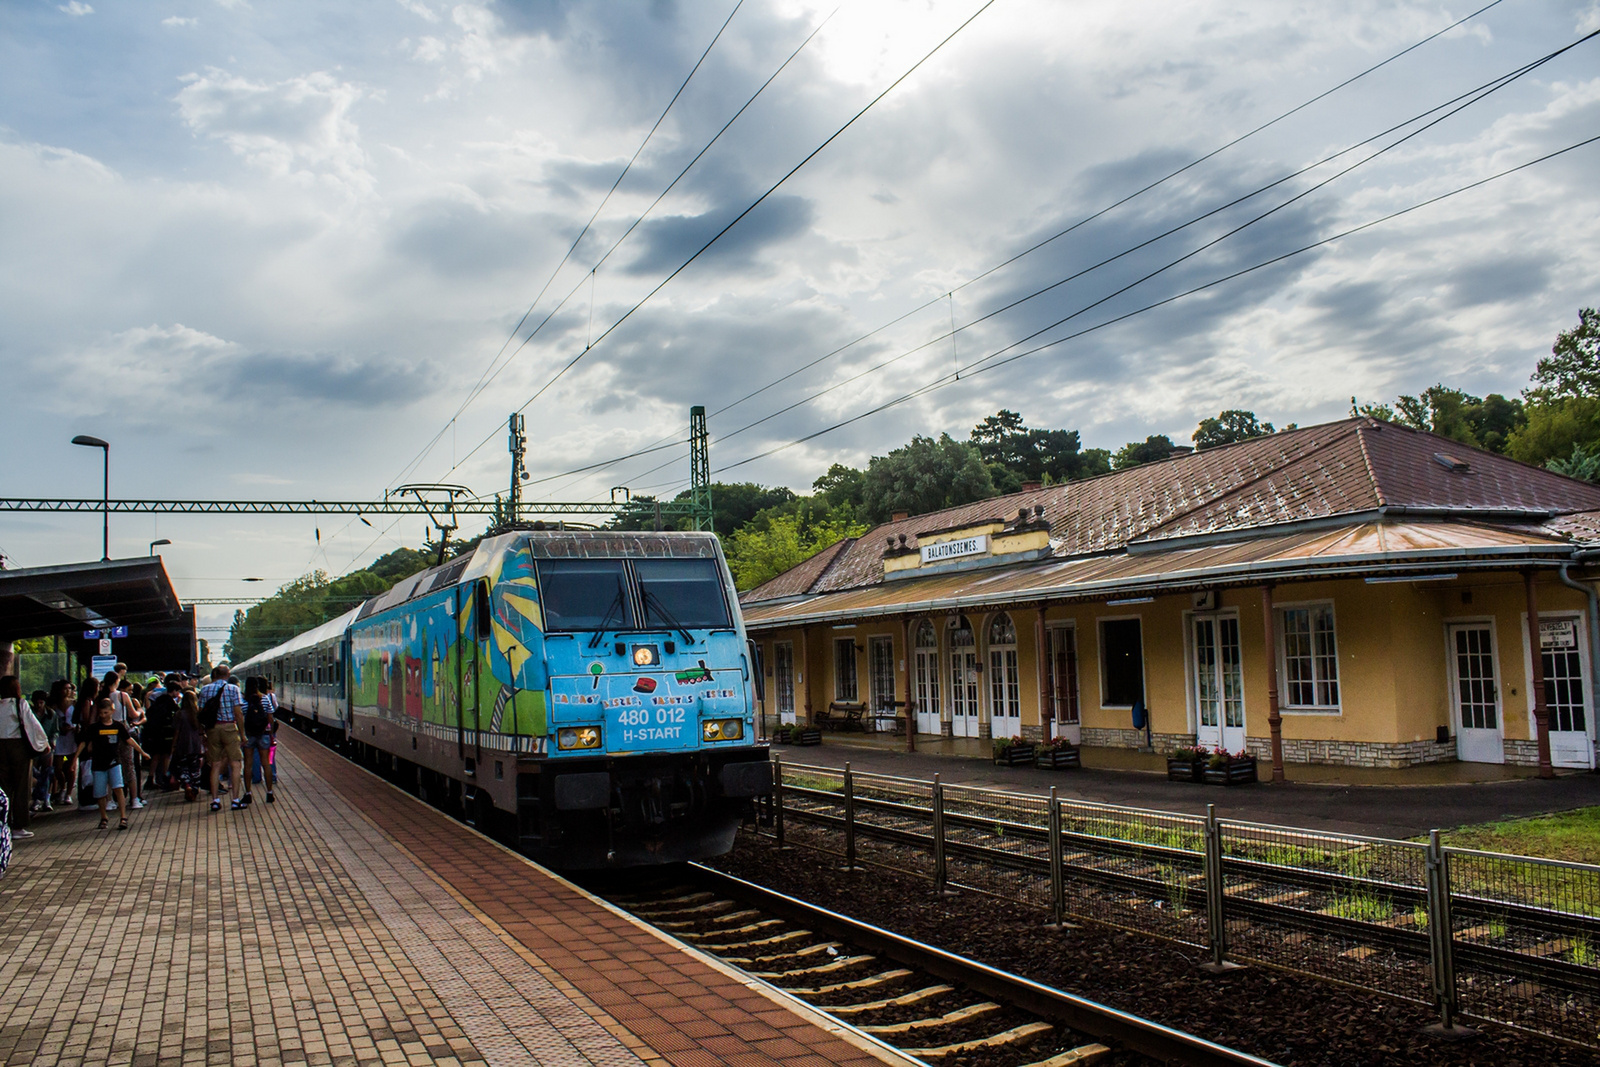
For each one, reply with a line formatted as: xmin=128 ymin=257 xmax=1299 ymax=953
xmin=1558 ymin=554 xmax=1600 ymax=772
xmin=901 ymin=615 xmax=916 ymax=753
xmin=1261 ymin=584 xmax=1286 ymax=783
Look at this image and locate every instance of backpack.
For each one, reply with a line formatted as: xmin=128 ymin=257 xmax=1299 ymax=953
xmin=244 ymin=698 xmax=270 ymax=737
xmin=200 ymin=684 xmax=223 ymax=729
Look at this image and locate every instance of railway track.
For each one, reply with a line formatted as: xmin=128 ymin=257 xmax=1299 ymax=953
xmin=598 ymin=864 xmax=1279 ymax=1067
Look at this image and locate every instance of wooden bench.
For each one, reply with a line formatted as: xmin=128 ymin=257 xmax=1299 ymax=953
xmin=820 ymin=702 xmax=867 ymax=732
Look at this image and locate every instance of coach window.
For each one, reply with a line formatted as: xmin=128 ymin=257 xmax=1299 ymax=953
xmin=636 ymin=558 xmax=731 ymax=630
xmin=834 ymin=638 xmax=860 ymax=702
xmin=1099 ymin=617 xmax=1145 ymax=708
xmin=536 ymin=559 xmax=636 ymax=631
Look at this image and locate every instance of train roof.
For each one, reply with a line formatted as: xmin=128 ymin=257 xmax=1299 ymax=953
xmin=233 ymin=604 xmax=363 ymax=673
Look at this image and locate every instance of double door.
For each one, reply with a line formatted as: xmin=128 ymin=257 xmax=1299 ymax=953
xmin=949 ymin=648 xmax=981 ymax=738
xmin=1192 ymin=614 xmax=1245 ymax=753
xmin=1533 ymin=616 xmax=1595 ymax=769
xmin=913 ymin=647 xmax=941 ymax=734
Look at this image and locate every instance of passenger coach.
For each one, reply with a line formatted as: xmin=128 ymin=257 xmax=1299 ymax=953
xmin=238 ymin=530 xmax=771 ymax=867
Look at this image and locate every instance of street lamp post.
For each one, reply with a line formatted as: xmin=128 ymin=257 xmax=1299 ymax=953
xmin=150 ymin=538 xmax=171 ymax=556
xmin=71 ymin=435 xmax=110 ymax=561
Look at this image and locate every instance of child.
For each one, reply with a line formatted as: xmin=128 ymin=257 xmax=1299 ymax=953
xmin=75 ymin=698 xmax=149 ymax=830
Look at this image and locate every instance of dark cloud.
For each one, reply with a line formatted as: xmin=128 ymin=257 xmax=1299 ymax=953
xmin=623 ymin=193 xmax=814 ymax=275
xmin=1447 ymin=256 xmax=1548 ymax=308
xmin=230 ymin=352 xmax=436 ymax=407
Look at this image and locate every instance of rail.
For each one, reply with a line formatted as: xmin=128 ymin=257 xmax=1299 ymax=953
xmin=765 ymin=757 xmax=1600 ymax=1048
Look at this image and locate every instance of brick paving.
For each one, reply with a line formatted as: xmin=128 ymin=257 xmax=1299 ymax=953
xmin=0 ymin=732 xmax=906 ymax=1067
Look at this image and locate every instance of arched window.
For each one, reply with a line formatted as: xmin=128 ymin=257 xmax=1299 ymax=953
xmin=988 ymin=612 xmax=1021 ymax=735
xmin=915 ymin=619 xmax=938 ymax=649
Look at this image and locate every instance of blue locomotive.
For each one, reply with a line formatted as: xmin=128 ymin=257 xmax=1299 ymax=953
xmin=235 ymin=529 xmax=771 ymax=867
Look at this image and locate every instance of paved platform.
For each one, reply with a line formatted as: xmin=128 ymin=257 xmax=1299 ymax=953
xmin=771 ymin=734 xmax=1600 ymax=839
xmin=0 ymin=730 xmax=910 ymax=1067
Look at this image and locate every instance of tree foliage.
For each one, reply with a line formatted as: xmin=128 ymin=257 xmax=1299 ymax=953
xmin=1528 ymin=307 xmax=1600 ymax=405
xmin=1112 ymin=435 xmax=1176 ymax=470
xmin=223 ymin=557 xmax=418 ymax=663
xmin=1391 ymin=386 xmax=1525 ymax=453
xmin=1193 ymin=410 xmax=1274 ymax=450
xmin=969 ymin=409 xmax=1111 ymax=491
xmin=725 ymin=501 xmax=868 ymax=591
xmin=861 ymin=434 xmax=996 ymax=522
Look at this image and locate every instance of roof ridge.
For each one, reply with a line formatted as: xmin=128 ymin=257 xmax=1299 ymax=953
xmin=805 ymin=536 xmax=857 ymax=594
xmin=1125 ymin=423 xmax=1363 ymax=542
xmin=1353 ymin=418 xmax=1387 ymax=507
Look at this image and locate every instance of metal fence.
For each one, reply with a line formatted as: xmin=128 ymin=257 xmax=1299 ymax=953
xmin=764 ymin=756 xmax=1600 ymax=1047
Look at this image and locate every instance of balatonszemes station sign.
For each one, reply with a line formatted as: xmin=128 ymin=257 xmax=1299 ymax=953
xmin=921 ymin=534 xmax=988 ymax=564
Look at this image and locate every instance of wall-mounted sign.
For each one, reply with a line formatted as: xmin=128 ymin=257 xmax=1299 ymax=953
xmin=82 ymin=626 xmax=128 ymax=640
xmin=1540 ymin=618 xmax=1577 ymax=649
xmin=920 ymin=534 xmax=988 ymax=564
xmin=91 ymin=654 xmax=118 ymax=676
xmin=98 ymin=639 xmax=112 ymax=656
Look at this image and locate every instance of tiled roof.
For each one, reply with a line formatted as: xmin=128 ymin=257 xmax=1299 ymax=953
xmin=740 ymin=418 xmax=1600 ymax=605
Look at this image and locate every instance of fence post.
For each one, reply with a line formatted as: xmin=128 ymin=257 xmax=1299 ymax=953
xmin=1424 ymin=829 xmax=1470 ymax=1035
xmin=1200 ymin=803 xmax=1238 ymax=973
xmin=1047 ymin=786 xmax=1065 ymax=928
xmin=932 ymin=773 xmax=950 ymax=895
xmin=842 ymin=762 xmax=857 ymax=871
xmin=772 ymin=752 xmax=785 ymax=849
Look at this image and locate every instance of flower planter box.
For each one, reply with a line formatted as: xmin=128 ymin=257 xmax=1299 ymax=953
xmin=993 ymin=744 xmax=1037 ymax=766
xmin=1034 ymin=746 xmax=1081 ymax=770
xmin=1203 ymin=758 xmax=1258 ymax=785
xmin=1167 ymin=757 xmax=1204 ymax=782
xmin=794 ymin=727 xmax=823 ymax=747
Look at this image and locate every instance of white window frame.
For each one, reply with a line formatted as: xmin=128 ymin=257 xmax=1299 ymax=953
xmin=1277 ymin=599 xmax=1341 ymax=714
xmin=1097 ymin=614 xmax=1146 ymax=710
xmin=869 ymin=634 xmax=897 ymax=712
xmin=986 ymin=612 xmax=1021 ymax=726
xmin=1045 ymin=621 xmax=1081 ymax=727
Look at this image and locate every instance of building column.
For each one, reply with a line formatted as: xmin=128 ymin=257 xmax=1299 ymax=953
xmin=1035 ymin=609 xmax=1053 ymax=741
xmin=0 ymin=641 xmax=13 ymax=681
xmin=901 ymin=615 xmax=916 ymax=753
xmin=800 ymin=627 xmax=813 ymax=726
xmin=1525 ymin=570 xmax=1556 ymax=779
xmin=1260 ymin=585 xmax=1286 ymax=783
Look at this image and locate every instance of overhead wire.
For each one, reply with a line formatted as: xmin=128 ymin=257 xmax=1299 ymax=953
xmin=441 ymin=0 xmax=1003 ymax=485
xmin=711 ymin=131 xmax=1600 ymax=474
xmin=586 ymin=24 xmax=1587 ymax=492
xmin=517 ymin=0 xmax=1513 ymax=496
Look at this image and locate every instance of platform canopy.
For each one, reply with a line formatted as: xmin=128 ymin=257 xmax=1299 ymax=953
xmin=0 ymin=557 xmax=184 ymax=642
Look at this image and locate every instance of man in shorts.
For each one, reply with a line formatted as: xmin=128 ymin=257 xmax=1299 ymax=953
xmin=198 ymin=666 xmax=245 ymax=813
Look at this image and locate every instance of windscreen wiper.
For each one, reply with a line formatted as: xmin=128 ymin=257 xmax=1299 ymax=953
xmin=588 ymin=590 xmax=625 ymax=648
xmin=643 ymin=592 xmax=695 ymax=647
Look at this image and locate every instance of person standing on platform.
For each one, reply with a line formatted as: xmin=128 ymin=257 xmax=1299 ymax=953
xmin=169 ymin=690 xmax=205 ymax=801
xmin=49 ymin=680 xmax=78 ymax=807
xmin=199 ymin=666 xmax=245 ymax=813
xmin=143 ymin=676 xmax=181 ymax=792
xmin=77 ymin=698 xmax=148 ymax=830
xmin=0 ymin=677 xmax=38 ymax=840
xmin=71 ymin=677 xmax=99 ymax=811
xmin=30 ymin=689 xmax=60 ymax=813
xmin=241 ymin=677 xmax=276 ymax=805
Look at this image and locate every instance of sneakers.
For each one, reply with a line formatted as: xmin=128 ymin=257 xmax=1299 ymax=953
xmin=13 ymin=829 xmax=35 ymax=840
xmin=107 ymin=801 xmax=118 ymax=812
xmin=265 ymin=791 xmax=275 ymax=804
xmin=40 ymin=802 xmax=53 ymax=812
xmin=131 ymin=798 xmax=147 ymax=810
xmin=210 ymin=799 xmax=221 ymax=813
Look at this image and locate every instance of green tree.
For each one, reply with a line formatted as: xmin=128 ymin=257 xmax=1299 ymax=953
xmin=1193 ymin=410 xmax=1274 ymax=450
xmin=1528 ymin=307 xmax=1600 ymax=404
xmin=862 ymin=434 xmax=997 ymax=522
xmin=1507 ymin=396 xmax=1600 ymax=469
xmin=726 ymin=507 xmax=868 ymax=591
xmin=969 ymin=410 xmax=1110 ymax=490
xmin=1113 ymin=435 xmax=1175 ymax=469
xmin=1546 ymin=443 xmax=1600 ymax=483
xmin=813 ymin=463 xmax=866 ymax=510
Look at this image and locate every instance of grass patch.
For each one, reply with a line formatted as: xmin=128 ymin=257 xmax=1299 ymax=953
xmin=1436 ymin=807 xmax=1600 ymax=865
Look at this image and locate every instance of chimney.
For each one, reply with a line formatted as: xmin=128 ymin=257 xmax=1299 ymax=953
xmin=1021 ymin=481 xmax=1042 ymax=492
xmin=891 ymin=511 xmax=909 ymax=522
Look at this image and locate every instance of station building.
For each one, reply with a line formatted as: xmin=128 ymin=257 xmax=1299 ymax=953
xmin=739 ymin=418 xmax=1600 ymax=775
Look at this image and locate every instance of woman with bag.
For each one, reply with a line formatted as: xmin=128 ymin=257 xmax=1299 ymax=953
xmin=169 ymin=691 xmax=206 ymax=801
xmin=0 ymin=676 xmax=49 ymax=839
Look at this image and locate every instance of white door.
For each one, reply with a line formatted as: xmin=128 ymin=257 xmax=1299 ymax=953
xmin=869 ymin=636 xmax=897 ymax=730
xmin=1450 ymin=623 xmax=1504 ymax=764
xmin=987 ymin=614 xmax=1022 ymax=740
xmin=913 ymin=620 xmax=941 ymax=734
xmin=1535 ymin=617 xmax=1594 ymax=769
xmin=1046 ymin=625 xmax=1081 ymax=744
xmin=949 ymin=618 xmax=980 ymax=738
xmin=1193 ymin=614 xmax=1245 ymax=753
xmin=774 ymin=641 xmax=796 ymax=726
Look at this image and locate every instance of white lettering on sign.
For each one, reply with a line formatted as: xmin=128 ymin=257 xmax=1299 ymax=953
xmin=621 ymin=726 xmax=684 ymax=743
xmin=1540 ymin=618 xmax=1577 ymax=649
xmin=920 ymin=534 xmax=988 ymax=564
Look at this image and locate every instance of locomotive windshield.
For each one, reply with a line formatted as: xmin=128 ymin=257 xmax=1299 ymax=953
xmin=636 ymin=559 xmax=731 ymax=630
xmin=537 ymin=559 xmax=636 ymax=631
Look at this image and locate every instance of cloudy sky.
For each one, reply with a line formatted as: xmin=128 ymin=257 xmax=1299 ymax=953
xmin=3 ymin=0 xmax=1598 ymax=644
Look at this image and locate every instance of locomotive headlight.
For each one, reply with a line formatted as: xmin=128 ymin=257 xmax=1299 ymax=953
xmin=631 ymin=644 xmax=658 ymax=667
xmin=558 ymin=726 xmax=603 ymax=750
xmin=702 ymin=718 xmax=744 ymax=742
